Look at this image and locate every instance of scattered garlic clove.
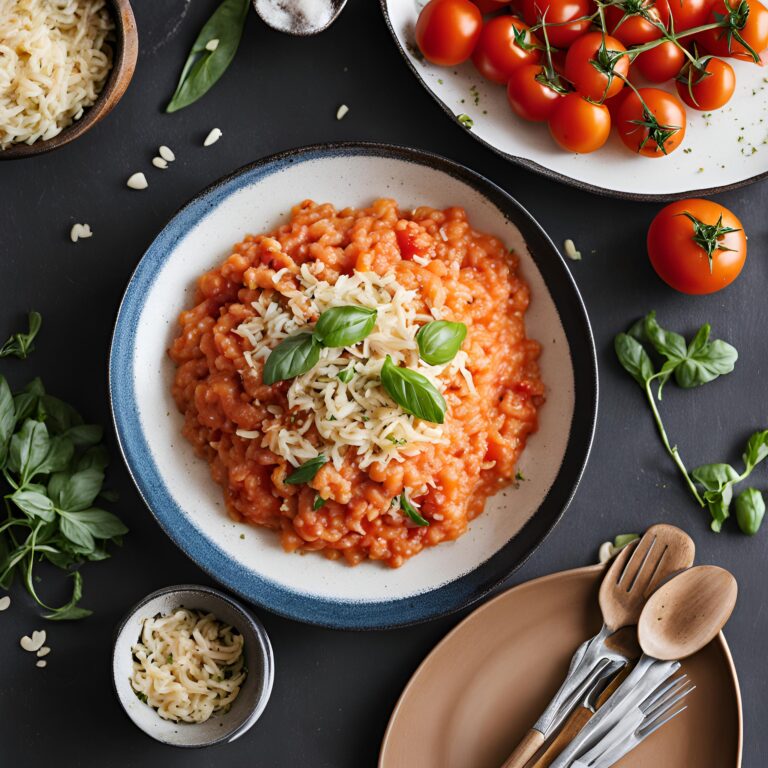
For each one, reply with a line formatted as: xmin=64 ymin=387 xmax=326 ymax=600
xmin=152 ymin=157 xmax=168 ymax=170
xmin=127 ymin=172 xmax=148 ymax=190
xmin=20 ymin=630 xmax=46 ymax=653
xmin=158 ymin=145 xmax=175 ymax=162
xmin=203 ymin=128 xmax=222 ymax=147
xmin=37 ymin=647 xmax=51 ymax=657
xmin=36 ymin=660 xmax=47 ymax=668
xmin=336 ymin=104 xmax=349 ymax=120
xmin=70 ymin=223 xmax=93 ymax=242
xmin=0 ymin=596 xmax=10 ymax=611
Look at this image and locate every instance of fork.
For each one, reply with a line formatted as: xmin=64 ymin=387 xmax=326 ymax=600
xmin=571 ymin=674 xmax=696 ymax=768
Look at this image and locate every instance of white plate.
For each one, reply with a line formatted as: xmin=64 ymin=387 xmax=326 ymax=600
xmin=109 ymin=143 xmax=597 ymax=629
xmin=381 ymin=0 xmax=768 ymax=199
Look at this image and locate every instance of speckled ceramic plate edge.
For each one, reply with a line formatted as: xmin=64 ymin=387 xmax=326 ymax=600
xmin=108 ymin=142 xmax=598 ymax=630
xmin=378 ymin=1 xmax=768 ymax=202
xmin=378 ymin=564 xmax=743 ymax=767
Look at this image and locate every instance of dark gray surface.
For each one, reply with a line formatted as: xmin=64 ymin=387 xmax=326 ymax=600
xmin=0 ymin=1 xmax=765 ymax=766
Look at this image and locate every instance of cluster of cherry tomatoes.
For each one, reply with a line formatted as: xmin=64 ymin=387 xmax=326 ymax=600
xmin=415 ymin=0 xmax=768 ymax=155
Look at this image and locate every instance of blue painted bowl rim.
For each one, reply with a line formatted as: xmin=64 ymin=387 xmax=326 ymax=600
xmin=108 ymin=141 xmax=598 ymax=630
xmin=111 ymin=583 xmax=275 ymax=748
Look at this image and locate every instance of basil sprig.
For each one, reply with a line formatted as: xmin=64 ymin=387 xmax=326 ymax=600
xmin=262 ymin=333 xmax=320 ymax=385
xmin=263 ymin=305 xmax=376 ymax=385
xmin=166 ymin=0 xmax=250 ymax=113
xmin=0 ymin=311 xmax=41 ymax=360
xmin=400 ymin=493 xmax=429 ymax=526
xmin=285 ymin=455 xmax=327 ymax=485
xmin=380 ymin=356 xmax=446 ymax=424
xmin=615 ymin=310 xmax=766 ymax=535
xmin=314 ymin=307 xmax=376 ymax=348
xmin=416 ymin=321 xmax=467 ymax=365
xmin=735 ymin=488 xmax=765 ymax=536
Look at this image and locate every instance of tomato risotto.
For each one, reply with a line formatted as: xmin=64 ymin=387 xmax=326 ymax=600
xmin=169 ymin=199 xmax=544 ymax=567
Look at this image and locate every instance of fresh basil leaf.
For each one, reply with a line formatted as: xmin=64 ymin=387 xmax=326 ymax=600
xmin=313 ymin=495 xmax=326 ymax=510
xmin=674 ymin=324 xmax=737 ymax=388
xmin=0 ymin=311 xmax=42 ymax=360
xmin=63 ymin=424 xmax=103 ymax=448
xmin=59 ymin=468 xmax=104 ymax=512
xmin=77 ymin=445 xmax=110 ymax=472
xmin=166 ymin=0 xmax=250 ymax=113
xmin=400 ymin=493 xmax=429 ymax=526
xmin=59 ymin=512 xmax=95 ymax=551
xmin=743 ymin=430 xmax=768 ymax=473
xmin=86 ymin=546 xmax=112 ymax=562
xmin=40 ymin=394 xmax=82 ymax=434
xmin=263 ymin=333 xmax=320 ymax=385
xmin=380 ymin=356 xmax=446 ymax=424
xmin=706 ymin=484 xmax=733 ymax=533
xmin=692 ymin=463 xmax=740 ymax=492
xmin=0 ymin=376 xmax=14 ymax=465
xmin=314 ymin=306 xmax=377 ymax=348
xmin=99 ymin=488 xmax=119 ymax=503
xmin=67 ymin=508 xmax=128 ymax=539
xmin=735 ymin=488 xmax=765 ymax=535
xmin=44 ymin=549 xmax=78 ymax=569
xmin=337 ymin=366 xmax=355 ymax=384
xmin=285 ymin=455 xmax=327 ymax=485
xmin=37 ymin=436 xmax=74 ymax=475
xmin=613 ymin=533 xmax=639 ymax=549
xmin=9 ymin=419 xmax=50 ymax=481
xmin=43 ymin=572 xmax=92 ymax=621
xmin=627 ymin=317 xmax=648 ymax=344
xmin=644 ymin=311 xmax=687 ymax=363
xmin=614 ymin=333 xmax=654 ymax=388
xmin=416 ymin=321 xmax=467 ymax=365
xmin=47 ymin=471 xmax=68 ymax=506
xmin=10 ymin=490 xmax=55 ymax=521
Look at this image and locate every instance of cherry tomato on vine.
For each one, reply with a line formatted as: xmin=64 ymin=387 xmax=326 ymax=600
xmin=471 ymin=0 xmax=508 ymax=12
xmin=415 ymin=0 xmax=483 ymax=66
xmin=605 ymin=0 xmax=670 ymax=45
xmin=565 ymin=32 xmax=630 ymax=101
xmin=507 ymin=64 xmax=565 ymax=120
xmin=667 ymin=0 xmax=711 ymax=30
xmin=548 ymin=93 xmax=612 ymax=152
xmin=676 ymin=57 xmax=736 ymax=108
xmin=698 ymin=0 xmax=768 ymax=61
xmin=616 ymin=88 xmax=687 ymax=156
xmin=647 ymin=199 xmax=747 ymax=294
xmin=521 ymin=0 xmax=594 ymax=47
xmin=472 ymin=16 xmax=542 ymax=82
xmin=634 ymin=39 xmax=686 ymax=81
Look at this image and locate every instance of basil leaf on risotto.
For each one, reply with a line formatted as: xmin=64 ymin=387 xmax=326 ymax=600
xmin=314 ymin=305 xmax=377 ymax=348
xmin=263 ymin=333 xmax=321 ymax=385
xmin=416 ymin=320 xmax=467 ymax=365
xmin=286 ymin=455 xmax=328 ymax=485
xmin=400 ymin=493 xmax=429 ymax=527
xmin=380 ymin=356 xmax=446 ymax=424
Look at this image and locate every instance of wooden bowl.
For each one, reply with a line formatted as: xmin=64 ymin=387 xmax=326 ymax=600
xmin=0 ymin=0 xmax=138 ymax=160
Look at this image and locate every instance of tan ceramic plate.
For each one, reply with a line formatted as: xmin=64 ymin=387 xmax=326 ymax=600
xmin=380 ymin=565 xmax=742 ymax=768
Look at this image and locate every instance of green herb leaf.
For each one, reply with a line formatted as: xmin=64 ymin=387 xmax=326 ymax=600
xmin=314 ymin=306 xmax=377 ymax=348
xmin=416 ymin=321 xmax=467 ymax=365
xmin=62 ymin=424 xmax=103 ymax=448
xmin=59 ymin=468 xmax=105 ymax=512
xmin=59 ymin=512 xmax=96 ymax=552
xmin=674 ymin=324 xmax=738 ymax=388
xmin=380 ymin=356 xmax=446 ymax=424
xmin=165 ymin=0 xmax=250 ymax=113
xmin=313 ymin=495 xmax=326 ymax=510
xmin=0 ymin=312 xmax=42 ymax=360
xmin=337 ymin=366 xmax=355 ymax=384
xmin=43 ymin=572 xmax=92 ymax=621
xmin=9 ymin=419 xmax=50 ymax=481
xmin=692 ymin=463 xmax=740 ymax=491
xmin=613 ymin=533 xmax=639 ymax=549
xmin=743 ymin=430 xmax=768 ymax=473
xmin=36 ymin=436 xmax=74 ymax=475
xmin=67 ymin=508 xmax=128 ymax=539
xmin=263 ymin=333 xmax=321 ymax=385
xmin=400 ymin=493 xmax=429 ymax=526
xmin=614 ymin=333 xmax=654 ymax=388
xmin=0 ymin=376 xmax=14 ymax=465
xmin=735 ymin=488 xmax=765 ymax=535
xmin=10 ymin=490 xmax=55 ymax=521
xmin=285 ymin=455 xmax=327 ymax=485
xmin=644 ymin=311 xmax=687 ymax=362
xmin=40 ymin=394 xmax=82 ymax=434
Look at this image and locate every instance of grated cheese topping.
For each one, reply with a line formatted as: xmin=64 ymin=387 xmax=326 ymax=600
xmin=235 ymin=265 xmax=474 ymax=470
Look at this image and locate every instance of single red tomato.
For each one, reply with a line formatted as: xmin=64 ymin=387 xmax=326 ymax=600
xmin=647 ymin=199 xmax=747 ymax=294
xmin=698 ymin=0 xmax=768 ymax=61
xmin=507 ymin=64 xmax=565 ymax=120
xmin=548 ymin=93 xmax=612 ymax=152
xmin=521 ymin=0 xmax=593 ymax=47
xmin=472 ymin=16 xmax=541 ymax=81
xmin=606 ymin=0 xmax=670 ymax=44
xmin=676 ymin=57 xmax=736 ymax=108
xmin=668 ymin=0 xmax=711 ymax=29
xmin=616 ymin=88 xmax=687 ymax=156
xmin=416 ymin=0 xmax=483 ymax=66
xmin=634 ymin=39 xmax=686 ymax=80
xmin=471 ymin=0 xmax=508 ymax=12
xmin=565 ymin=32 xmax=630 ymax=101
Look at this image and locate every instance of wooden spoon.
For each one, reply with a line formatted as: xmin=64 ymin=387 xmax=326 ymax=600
xmin=501 ymin=524 xmax=694 ymax=768
xmin=639 ymin=565 xmax=738 ymax=660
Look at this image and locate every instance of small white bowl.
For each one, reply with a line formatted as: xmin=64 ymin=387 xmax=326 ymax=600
xmin=112 ymin=584 xmax=274 ymax=747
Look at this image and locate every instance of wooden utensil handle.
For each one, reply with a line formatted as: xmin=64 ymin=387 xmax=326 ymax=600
xmin=528 ymin=708 xmax=591 ymax=768
xmin=500 ymin=729 xmax=545 ymax=768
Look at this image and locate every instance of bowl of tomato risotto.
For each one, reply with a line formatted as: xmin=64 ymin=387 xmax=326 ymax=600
xmin=109 ymin=143 xmax=597 ymax=629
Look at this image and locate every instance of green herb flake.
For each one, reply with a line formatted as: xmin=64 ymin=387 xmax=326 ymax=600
xmin=457 ymin=113 xmax=474 ymax=129
xmin=313 ymin=495 xmax=326 ymax=510
xmin=380 ymin=356 xmax=446 ymax=424
xmin=337 ymin=366 xmax=355 ymax=384
xmin=400 ymin=493 xmax=429 ymax=526
xmin=285 ymin=455 xmax=327 ymax=486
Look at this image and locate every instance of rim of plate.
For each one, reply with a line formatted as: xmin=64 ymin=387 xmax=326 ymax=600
xmin=108 ymin=141 xmax=598 ymax=630
xmin=378 ymin=1 xmax=768 ymax=202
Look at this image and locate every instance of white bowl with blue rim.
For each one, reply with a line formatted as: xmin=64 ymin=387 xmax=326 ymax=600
xmin=112 ymin=584 xmax=274 ymax=747
xmin=109 ymin=142 xmax=597 ymax=630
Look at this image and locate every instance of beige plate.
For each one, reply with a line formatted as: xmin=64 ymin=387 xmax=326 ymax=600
xmin=380 ymin=565 xmax=742 ymax=768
